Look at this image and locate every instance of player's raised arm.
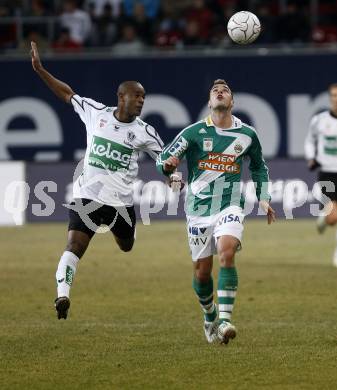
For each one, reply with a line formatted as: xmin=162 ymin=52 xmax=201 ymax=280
xmin=30 ymin=41 xmax=75 ymax=103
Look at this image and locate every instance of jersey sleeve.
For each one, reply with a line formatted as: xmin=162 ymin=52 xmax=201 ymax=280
xmin=70 ymin=94 xmax=106 ymax=130
xmin=139 ymin=124 xmax=165 ymax=160
xmin=304 ymin=115 xmax=318 ymax=160
xmin=247 ymin=131 xmax=271 ymax=202
xmin=156 ymin=128 xmax=190 ymax=176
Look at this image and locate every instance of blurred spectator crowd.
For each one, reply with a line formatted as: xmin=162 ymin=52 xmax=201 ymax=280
xmin=1 ymin=0 xmax=337 ymax=54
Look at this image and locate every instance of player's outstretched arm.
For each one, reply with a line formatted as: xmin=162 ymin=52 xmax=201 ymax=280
xmin=30 ymin=41 xmax=75 ymax=103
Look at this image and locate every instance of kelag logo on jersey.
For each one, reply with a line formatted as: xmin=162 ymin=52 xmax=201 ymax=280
xmin=89 ymin=135 xmax=132 ymax=171
xmin=198 ymin=153 xmax=240 ymax=173
xmin=168 ymin=136 xmax=188 ymax=157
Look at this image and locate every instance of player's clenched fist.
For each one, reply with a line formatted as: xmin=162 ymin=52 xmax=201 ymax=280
xmin=163 ymin=156 xmax=180 ymax=173
xmin=30 ymin=41 xmax=43 ymax=72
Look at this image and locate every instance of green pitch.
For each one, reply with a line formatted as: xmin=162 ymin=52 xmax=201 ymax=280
xmin=0 ymin=220 xmax=336 ymax=389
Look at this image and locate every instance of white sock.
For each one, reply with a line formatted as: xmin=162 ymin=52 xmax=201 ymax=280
xmin=318 ymin=213 xmax=326 ymax=223
xmin=56 ymin=251 xmax=79 ymax=298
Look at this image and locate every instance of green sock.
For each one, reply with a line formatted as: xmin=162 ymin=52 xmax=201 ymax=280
xmin=217 ymin=267 xmax=238 ymax=324
xmin=193 ymin=276 xmax=217 ymax=322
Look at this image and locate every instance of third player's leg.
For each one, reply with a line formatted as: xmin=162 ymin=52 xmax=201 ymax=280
xmin=317 ymin=172 xmax=337 ymax=231
xmin=324 ymin=201 xmax=337 ymax=267
xmin=325 ymin=201 xmax=337 ymax=225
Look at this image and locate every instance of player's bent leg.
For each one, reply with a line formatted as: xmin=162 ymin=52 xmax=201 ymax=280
xmin=216 ymin=235 xmax=240 ymax=344
xmin=193 ymin=257 xmax=218 ymax=343
xmin=55 ymin=230 xmax=92 ymax=320
xmin=114 ymin=236 xmax=135 ymax=252
xmin=110 ymin=206 xmax=136 ymax=252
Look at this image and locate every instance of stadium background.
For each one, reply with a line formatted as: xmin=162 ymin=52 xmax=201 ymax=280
xmin=1 ymin=2 xmax=337 ymax=390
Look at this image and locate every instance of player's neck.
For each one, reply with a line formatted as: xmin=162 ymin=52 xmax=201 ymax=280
xmin=114 ymin=108 xmax=135 ymax=123
xmin=211 ymin=110 xmax=232 ymax=129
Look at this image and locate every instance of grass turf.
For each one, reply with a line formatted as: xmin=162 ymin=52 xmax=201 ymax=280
xmin=0 ymin=220 xmax=336 ymax=389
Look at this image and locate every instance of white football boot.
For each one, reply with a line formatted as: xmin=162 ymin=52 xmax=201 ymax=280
xmin=218 ymin=321 xmax=237 ymax=345
xmin=204 ymin=320 xmax=219 ymax=343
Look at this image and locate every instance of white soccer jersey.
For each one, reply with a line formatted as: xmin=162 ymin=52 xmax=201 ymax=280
xmin=71 ymin=94 xmax=164 ymax=206
xmin=305 ymin=111 xmax=337 ymax=172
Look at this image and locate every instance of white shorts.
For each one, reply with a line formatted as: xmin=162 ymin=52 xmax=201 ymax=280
xmin=186 ymin=206 xmax=245 ymax=261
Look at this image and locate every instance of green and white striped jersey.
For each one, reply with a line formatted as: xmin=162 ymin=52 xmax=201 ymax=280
xmin=157 ymin=115 xmax=270 ymax=217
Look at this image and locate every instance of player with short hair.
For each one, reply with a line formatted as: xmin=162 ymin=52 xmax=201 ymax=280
xmin=30 ymin=41 xmax=180 ymax=319
xmin=305 ymin=83 xmax=337 ymax=267
xmin=157 ymin=79 xmax=275 ymax=344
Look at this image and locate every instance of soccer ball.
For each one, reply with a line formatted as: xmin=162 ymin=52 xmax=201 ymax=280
xmin=227 ymin=11 xmax=261 ymax=45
